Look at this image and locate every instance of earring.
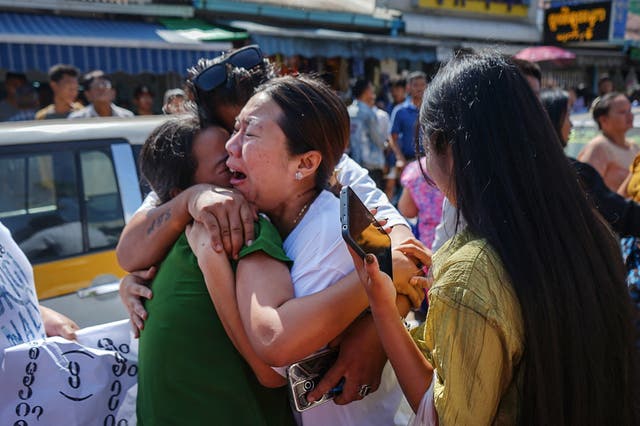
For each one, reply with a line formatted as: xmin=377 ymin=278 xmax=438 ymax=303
xmin=295 ymin=171 xmax=303 ymax=180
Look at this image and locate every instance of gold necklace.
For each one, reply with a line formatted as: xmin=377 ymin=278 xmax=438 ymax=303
xmin=292 ymin=201 xmax=311 ymax=226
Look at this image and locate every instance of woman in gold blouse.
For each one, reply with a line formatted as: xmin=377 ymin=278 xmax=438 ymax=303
xmin=351 ymin=53 xmax=639 ymax=425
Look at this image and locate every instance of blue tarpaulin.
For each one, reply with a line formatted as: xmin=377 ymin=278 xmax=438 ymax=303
xmin=0 ymin=12 xmax=230 ymax=75
xmin=0 ymin=43 xmax=221 ymax=75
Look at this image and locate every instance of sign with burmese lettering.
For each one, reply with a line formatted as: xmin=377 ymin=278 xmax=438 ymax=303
xmin=544 ymin=1 xmax=612 ymax=44
xmin=417 ymin=0 xmax=530 ymax=17
xmin=0 ymin=320 xmax=137 ymax=426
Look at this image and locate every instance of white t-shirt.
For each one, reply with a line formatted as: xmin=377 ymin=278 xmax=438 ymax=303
xmin=67 ymin=103 xmax=134 ymax=119
xmin=0 ymin=222 xmax=46 ymax=362
xmin=284 ymin=190 xmax=354 ymax=299
xmin=138 ymin=190 xmax=160 ymax=211
xmin=283 ymin=190 xmax=405 ymax=426
xmin=431 ymin=198 xmax=466 ymax=252
xmin=136 ymin=154 xmax=409 ymax=232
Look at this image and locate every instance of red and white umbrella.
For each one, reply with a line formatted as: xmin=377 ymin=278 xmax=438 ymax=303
xmin=514 ymin=46 xmax=576 ymax=63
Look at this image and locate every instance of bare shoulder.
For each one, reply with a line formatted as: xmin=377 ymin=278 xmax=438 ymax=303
xmin=588 ymin=134 xmax=610 ymax=148
xmin=578 ymin=136 xmax=610 ymax=159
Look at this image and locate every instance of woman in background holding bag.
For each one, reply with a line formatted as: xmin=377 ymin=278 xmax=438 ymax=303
xmin=352 ymin=52 xmax=639 ymax=425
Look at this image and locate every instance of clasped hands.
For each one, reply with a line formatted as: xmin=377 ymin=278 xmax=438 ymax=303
xmin=370 ymin=217 xmax=433 ymax=309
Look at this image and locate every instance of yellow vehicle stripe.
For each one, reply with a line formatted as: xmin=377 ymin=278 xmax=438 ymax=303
xmin=33 ymin=250 xmax=125 ymax=299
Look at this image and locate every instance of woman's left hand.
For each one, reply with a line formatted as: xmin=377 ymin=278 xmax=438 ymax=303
xmin=186 ymin=185 xmax=257 ymax=259
xmin=393 ymin=237 xmax=431 ymax=271
xmin=388 ymin=228 xmax=431 ymax=309
xmin=306 ymin=313 xmax=387 ymax=404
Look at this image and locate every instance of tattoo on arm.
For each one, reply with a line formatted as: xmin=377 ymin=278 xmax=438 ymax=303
xmin=146 ymin=208 xmax=172 ymax=236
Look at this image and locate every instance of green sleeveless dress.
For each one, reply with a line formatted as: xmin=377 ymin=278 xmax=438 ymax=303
xmin=137 ymin=217 xmax=295 ymax=426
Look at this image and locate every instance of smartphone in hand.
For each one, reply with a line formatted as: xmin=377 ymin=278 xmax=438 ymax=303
xmin=287 ymin=349 xmax=342 ymax=412
xmin=340 ymin=186 xmax=393 ymax=279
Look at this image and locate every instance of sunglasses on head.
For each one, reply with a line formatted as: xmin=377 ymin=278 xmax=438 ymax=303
xmin=193 ymin=45 xmax=265 ymax=92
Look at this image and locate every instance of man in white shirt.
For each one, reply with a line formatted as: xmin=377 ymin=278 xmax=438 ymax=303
xmin=69 ymin=70 xmax=133 ymax=119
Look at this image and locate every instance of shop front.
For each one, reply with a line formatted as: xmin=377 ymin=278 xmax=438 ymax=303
xmin=227 ymin=20 xmax=444 ymax=96
xmin=0 ymin=11 xmax=245 ymax=112
xmin=541 ymin=0 xmax=630 ymax=96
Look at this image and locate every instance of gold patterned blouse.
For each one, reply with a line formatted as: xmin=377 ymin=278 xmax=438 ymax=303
xmin=626 ymin=153 xmax=640 ymax=202
xmin=411 ymin=229 xmax=525 ymax=425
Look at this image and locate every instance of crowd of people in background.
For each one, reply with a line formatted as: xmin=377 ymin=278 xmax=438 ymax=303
xmin=116 ymin=47 xmax=639 ymax=424
xmin=1 ymin=45 xmax=639 ymax=425
xmin=344 ymin=71 xmax=442 ymax=248
xmin=0 ymin=61 xmax=631 ymax=126
xmin=0 ymin=64 xmax=187 ymax=121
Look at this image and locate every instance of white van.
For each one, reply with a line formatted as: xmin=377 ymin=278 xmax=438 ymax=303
xmin=0 ymin=116 xmax=170 ymax=327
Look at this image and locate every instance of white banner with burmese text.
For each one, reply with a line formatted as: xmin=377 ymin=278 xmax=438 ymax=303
xmin=0 ymin=319 xmax=138 ymax=426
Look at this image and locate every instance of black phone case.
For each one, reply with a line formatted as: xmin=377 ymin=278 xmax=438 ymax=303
xmin=340 ymin=186 xmax=393 ymax=278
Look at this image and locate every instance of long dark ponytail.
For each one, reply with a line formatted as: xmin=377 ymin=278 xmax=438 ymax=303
xmin=421 ymin=52 xmax=638 ymax=425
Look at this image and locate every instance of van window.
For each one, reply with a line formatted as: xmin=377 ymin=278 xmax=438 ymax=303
xmin=0 ymin=155 xmax=59 ymax=217
xmin=79 ymin=150 xmax=124 ymax=249
xmin=0 ymin=156 xmax=26 ymax=215
xmin=28 ymin=155 xmax=56 ymax=211
xmin=0 ymin=145 xmax=126 ymax=265
xmin=0 ymin=151 xmax=83 ymax=262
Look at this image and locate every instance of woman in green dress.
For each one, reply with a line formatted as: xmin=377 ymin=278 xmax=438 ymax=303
xmin=135 ymin=115 xmax=295 ymax=426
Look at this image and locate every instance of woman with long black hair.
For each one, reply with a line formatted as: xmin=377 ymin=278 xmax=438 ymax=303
xmin=353 ymin=52 xmax=639 ymax=425
xmin=541 ymin=88 xmax=640 ymax=237
xmin=540 ymin=88 xmax=572 ymax=145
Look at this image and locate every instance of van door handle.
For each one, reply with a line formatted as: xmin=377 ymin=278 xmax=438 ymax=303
xmin=77 ymin=282 xmax=120 ymax=298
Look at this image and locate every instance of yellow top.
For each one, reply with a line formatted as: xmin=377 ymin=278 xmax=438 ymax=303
xmin=411 ymin=229 xmax=525 ymax=425
xmin=35 ymin=102 xmax=84 ymax=120
xmin=626 ymin=153 xmax=640 ymax=202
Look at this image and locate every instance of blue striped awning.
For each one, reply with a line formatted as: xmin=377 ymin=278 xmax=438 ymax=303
xmin=1 ymin=43 xmax=226 ymax=76
xmin=251 ymin=33 xmax=437 ymax=62
xmin=0 ymin=12 xmax=232 ymax=75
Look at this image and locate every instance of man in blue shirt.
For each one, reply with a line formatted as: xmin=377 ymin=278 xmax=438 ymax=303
xmin=348 ymin=79 xmax=387 ymax=188
xmin=387 ymin=77 xmax=408 ymax=119
xmin=390 ymin=71 xmax=427 ymax=168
